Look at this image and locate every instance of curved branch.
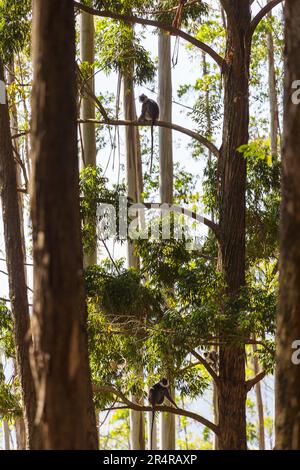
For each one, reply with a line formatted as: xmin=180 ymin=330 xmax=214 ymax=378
xmin=73 ymin=1 xmax=224 ymax=68
xmin=249 ymin=0 xmax=284 ymax=37
xmin=245 ymin=371 xmax=266 ymax=392
xmin=78 ymin=118 xmax=220 ymax=159
xmin=139 ymin=202 xmax=220 ymax=238
xmin=94 ymin=385 xmax=218 ymax=434
xmin=191 ymin=350 xmax=219 ymax=385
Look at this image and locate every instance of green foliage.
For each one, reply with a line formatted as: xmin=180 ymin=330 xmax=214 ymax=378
xmin=143 ymin=162 xmax=199 ymax=205
xmin=0 ymin=0 xmax=31 ymax=61
xmin=0 ymin=363 xmax=21 ymax=420
xmin=85 ymin=264 xmax=164 ymax=325
xmin=95 ymin=20 xmax=155 ymax=84
xmin=93 ymin=0 xmax=151 ymax=12
xmin=80 ymin=165 xmax=127 ymax=253
xmin=0 ymin=304 xmax=14 ymax=358
xmin=153 ymin=0 xmax=208 ymax=26
xmin=238 ymin=139 xmax=280 ymax=262
xmin=99 ymin=409 xmax=130 ymax=450
xmin=177 ymin=71 xmax=222 ymax=141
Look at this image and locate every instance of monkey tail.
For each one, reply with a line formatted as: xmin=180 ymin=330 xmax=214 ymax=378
xmin=150 ymin=406 xmax=155 ymax=450
xmin=150 ymin=122 xmax=154 ymax=174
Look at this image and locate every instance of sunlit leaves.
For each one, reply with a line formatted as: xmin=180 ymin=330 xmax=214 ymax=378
xmin=0 ymin=0 xmax=31 ymax=61
xmin=95 ymin=19 xmax=156 ymax=84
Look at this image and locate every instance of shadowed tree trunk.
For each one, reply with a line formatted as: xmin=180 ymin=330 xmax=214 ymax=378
xmin=0 ymin=58 xmax=39 ymax=449
xmin=7 ymin=58 xmax=28 ymax=450
xmin=30 ymin=0 xmax=97 ymax=449
xmin=217 ymin=0 xmax=251 ymax=449
xmin=275 ymin=0 xmax=300 ymax=450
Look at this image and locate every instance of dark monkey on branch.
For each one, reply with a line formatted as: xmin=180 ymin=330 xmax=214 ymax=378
xmin=148 ymin=378 xmax=178 ymax=450
xmin=138 ymin=94 xmax=159 ymax=173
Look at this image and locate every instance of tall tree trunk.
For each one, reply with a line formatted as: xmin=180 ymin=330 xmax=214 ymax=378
xmin=7 ymin=60 xmax=26 ymax=252
xmin=3 ymin=420 xmax=10 ymax=450
xmin=7 ymin=59 xmax=28 ymax=450
xmin=159 ymin=31 xmax=173 ymax=206
xmin=80 ymin=1 xmax=97 ymax=267
xmin=30 ymin=0 xmax=97 ymax=449
xmin=123 ymin=72 xmax=145 ymax=450
xmin=275 ymin=0 xmax=300 ymax=450
xmin=158 ymin=30 xmax=175 ymax=450
xmin=0 ymin=59 xmax=39 ymax=449
xmin=217 ymin=0 xmax=251 ymax=449
xmin=15 ymin=415 xmax=26 ymax=450
xmin=267 ymin=0 xmax=280 ymax=156
xmin=252 ymin=343 xmax=265 ymax=449
xmin=202 ymin=50 xmax=219 ymax=449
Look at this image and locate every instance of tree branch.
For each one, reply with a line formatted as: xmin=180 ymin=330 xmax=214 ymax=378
xmin=137 ymin=202 xmax=220 ymax=238
xmin=219 ymin=0 xmax=240 ymax=36
xmin=245 ymin=371 xmax=267 ymax=392
xmin=191 ymin=350 xmax=220 ymax=385
xmin=73 ymin=1 xmax=224 ymax=68
xmin=93 ymin=385 xmax=218 ymax=434
xmin=11 ymin=131 xmax=29 ymax=140
xmin=78 ymin=118 xmax=220 ymax=159
xmin=249 ymin=0 xmax=284 ymax=37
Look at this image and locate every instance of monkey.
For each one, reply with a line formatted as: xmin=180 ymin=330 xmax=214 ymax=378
xmin=138 ymin=94 xmax=159 ymax=173
xmin=148 ymin=378 xmax=178 ymax=450
xmin=203 ymin=350 xmax=219 ymax=370
xmin=172 ymin=0 xmax=187 ymax=30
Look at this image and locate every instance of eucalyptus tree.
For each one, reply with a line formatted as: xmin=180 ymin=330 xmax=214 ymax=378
xmin=276 ymin=0 xmax=300 ymax=450
xmin=30 ymin=0 xmax=97 ymax=449
xmin=0 ymin=0 xmax=40 ymax=449
xmin=76 ymin=0 xmax=283 ymax=449
xmin=80 ymin=0 xmax=98 ymax=267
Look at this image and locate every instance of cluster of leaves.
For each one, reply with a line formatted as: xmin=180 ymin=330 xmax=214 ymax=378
xmin=80 ymin=165 xmax=127 ymax=253
xmin=0 ymin=304 xmax=14 ymax=358
xmin=93 ymin=0 xmax=151 ymax=12
xmin=0 ymin=305 xmax=20 ymax=420
xmin=0 ymin=0 xmax=31 ymax=61
xmin=99 ymin=409 xmax=130 ymax=450
xmin=85 ymin=253 xmax=216 ymax=406
xmin=143 ymin=162 xmax=200 ymax=205
xmin=85 ymin=264 xmax=164 ymax=325
xmin=238 ymin=139 xmax=280 ymax=263
xmin=153 ymin=0 xmax=208 ymax=26
xmin=95 ymin=20 xmax=155 ymax=84
xmin=0 ymin=364 xmax=21 ymax=420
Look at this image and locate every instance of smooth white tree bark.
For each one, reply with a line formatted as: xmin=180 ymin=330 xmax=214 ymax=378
xmin=80 ymin=3 xmax=97 ymax=266
xmin=267 ymin=0 xmax=280 ymax=156
xmin=158 ymin=30 xmax=175 ymax=450
xmin=123 ymin=72 xmax=145 ymax=450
